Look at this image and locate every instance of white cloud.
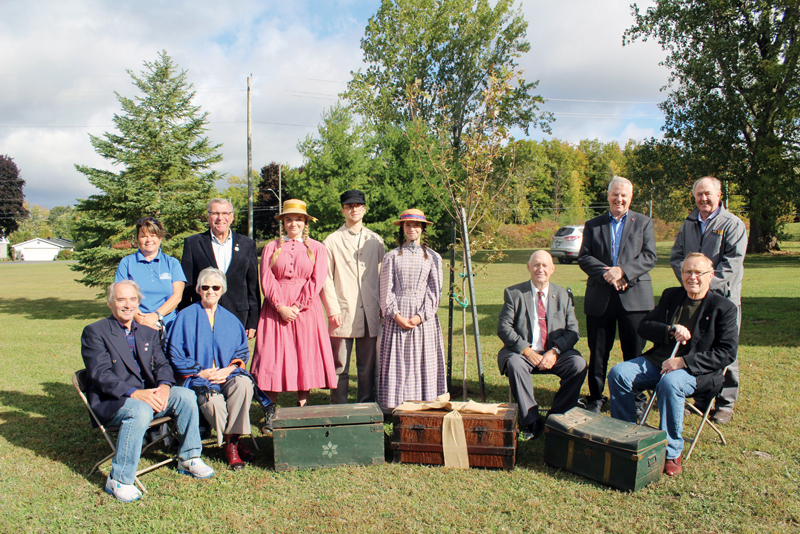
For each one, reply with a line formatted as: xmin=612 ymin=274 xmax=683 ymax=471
xmin=0 ymin=0 xmax=671 ymax=208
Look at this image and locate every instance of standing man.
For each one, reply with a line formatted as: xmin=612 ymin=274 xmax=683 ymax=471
xmin=321 ymin=190 xmax=385 ymax=404
xmin=180 ymin=198 xmax=260 ymax=338
xmin=81 ymin=280 xmax=214 ymax=503
xmin=578 ymin=176 xmax=657 ymax=413
xmin=497 ymin=250 xmax=587 ymax=440
xmin=669 ymin=176 xmax=747 ymax=424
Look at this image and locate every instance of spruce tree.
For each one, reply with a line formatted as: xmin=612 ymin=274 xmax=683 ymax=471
xmin=0 ymin=155 xmax=29 ymax=235
xmin=72 ymin=51 xmax=222 ymax=291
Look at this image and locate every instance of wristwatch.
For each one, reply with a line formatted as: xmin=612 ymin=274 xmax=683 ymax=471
xmin=552 ymin=345 xmax=561 ymax=356
xmin=155 ymin=312 xmax=164 ymax=322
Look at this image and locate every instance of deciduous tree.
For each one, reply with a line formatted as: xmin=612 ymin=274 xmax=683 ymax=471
xmin=626 ymin=0 xmax=800 ymax=251
xmin=0 ymin=155 xmax=28 ymax=235
xmin=344 ymin=0 xmax=550 ymax=153
xmin=72 ymin=51 xmax=222 ymax=291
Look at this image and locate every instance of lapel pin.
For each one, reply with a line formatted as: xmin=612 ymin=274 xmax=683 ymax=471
xmin=235 ymin=245 xmax=240 ymax=252
xmin=144 ymin=342 xmax=149 ymax=352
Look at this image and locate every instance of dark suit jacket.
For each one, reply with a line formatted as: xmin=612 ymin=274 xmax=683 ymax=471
xmin=639 ymin=287 xmax=738 ymax=397
xmin=578 ymin=210 xmax=657 ymax=315
xmin=179 ymin=230 xmax=261 ymax=330
xmin=80 ymin=316 xmax=175 ymax=425
xmin=497 ymin=282 xmax=580 ymax=373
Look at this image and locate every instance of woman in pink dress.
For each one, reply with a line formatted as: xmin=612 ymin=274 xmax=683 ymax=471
xmin=251 ymin=199 xmax=336 ymax=431
xmin=378 ymin=209 xmax=447 ymax=409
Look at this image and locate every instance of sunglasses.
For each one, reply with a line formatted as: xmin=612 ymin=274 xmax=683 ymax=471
xmin=200 ymin=285 xmax=222 ymax=291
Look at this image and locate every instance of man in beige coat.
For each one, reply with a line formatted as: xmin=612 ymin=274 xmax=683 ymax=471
xmin=321 ymin=190 xmax=385 ymax=404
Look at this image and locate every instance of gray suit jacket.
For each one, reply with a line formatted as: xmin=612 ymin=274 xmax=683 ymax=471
xmin=578 ymin=210 xmax=657 ymax=315
xmin=497 ymin=282 xmax=580 ymax=373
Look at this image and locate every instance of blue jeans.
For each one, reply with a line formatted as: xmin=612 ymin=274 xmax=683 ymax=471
xmin=106 ymin=386 xmax=202 ymax=485
xmin=608 ymin=357 xmax=697 ymax=459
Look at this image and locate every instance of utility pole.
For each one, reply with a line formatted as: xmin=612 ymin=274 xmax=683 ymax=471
xmin=278 ymin=164 xmax=282 ymax=208
xmin=247 ymin=75 xmax=253 ymax=239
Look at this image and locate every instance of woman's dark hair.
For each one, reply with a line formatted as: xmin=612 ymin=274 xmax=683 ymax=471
xmin=136 ymin=217 xmax=164 ymax=239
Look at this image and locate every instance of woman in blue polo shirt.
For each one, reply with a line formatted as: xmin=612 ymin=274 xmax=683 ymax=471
xmin=115 ymin=217 xmax=186 ymax=334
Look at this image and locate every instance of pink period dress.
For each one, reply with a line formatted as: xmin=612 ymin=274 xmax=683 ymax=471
xmin=251 ymin=238 xmax=336 ymax=392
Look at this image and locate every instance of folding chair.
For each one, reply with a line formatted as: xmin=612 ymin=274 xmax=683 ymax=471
xmin=638 ymin=378 xmax=727 ymax=461
xmin=72 ymin=370 xmax=177 ymax=493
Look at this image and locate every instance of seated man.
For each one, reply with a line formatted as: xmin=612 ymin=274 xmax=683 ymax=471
xmin=608 ymin=252 xmax=738 ymax=477
xmin=497 ymin=250 xmax=588 ymax=440
xmin=81 ymin=280 xmax=215 ymax=502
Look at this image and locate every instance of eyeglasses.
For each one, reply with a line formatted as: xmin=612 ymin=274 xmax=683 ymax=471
xmin=200 ymin=285 xmax=222 ymax=291
xmin=343 ymin=204 xmax=365 ymax=210
xmin=681 ymin=270 xmax=712 ymax=278
xmin=208 ymin=212 xmax=232 ymax=217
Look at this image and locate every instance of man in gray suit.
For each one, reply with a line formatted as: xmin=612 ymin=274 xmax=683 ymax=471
xmin=669 ymin=176 xmax=746 ymax=424
xmin=578 ymin=176 xmax=657 ymax=414
xmin=497 ymin=250 xmax=587 ymax=440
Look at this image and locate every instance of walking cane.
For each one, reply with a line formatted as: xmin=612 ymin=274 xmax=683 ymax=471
xmin=638 ymin=340 xmax=681 ymax=426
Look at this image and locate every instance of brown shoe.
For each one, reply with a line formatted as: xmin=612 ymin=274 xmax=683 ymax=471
xmin=664 ymin=456 xmax=683 ymax=477
xmin=237 ymin=440 xmax=256 ymax=463
xmin=224 ymin=442 xmax=245 ymax=470
xmin=711 ymin=410 xmax=733 ymax=424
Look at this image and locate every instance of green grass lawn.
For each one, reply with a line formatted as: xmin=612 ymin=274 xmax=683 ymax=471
xmin=1 ymin=241 xmax=799 ymax=533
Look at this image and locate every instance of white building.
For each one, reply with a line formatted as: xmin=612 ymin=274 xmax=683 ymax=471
xmin=11 ymin=237 xmax=74 ymax=261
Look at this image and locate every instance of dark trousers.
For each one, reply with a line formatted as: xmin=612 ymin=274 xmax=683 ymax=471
xmin=505 ymin=350 xmax=588 ymax=427
xmin=586 ymin=291 xmax=647 ymax=400
xmin=330 ymin=336 xmax=377 ymax=404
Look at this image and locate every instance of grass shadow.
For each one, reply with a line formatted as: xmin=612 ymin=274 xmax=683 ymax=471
xmin=0 ymin=297 xmax=106 ymax=321
xmin=0 ymin=381 xmax=173 ymax=486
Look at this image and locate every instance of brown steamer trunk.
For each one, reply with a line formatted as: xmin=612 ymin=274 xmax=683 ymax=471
xmin=391 ymin=403 xmax=518 ymax=470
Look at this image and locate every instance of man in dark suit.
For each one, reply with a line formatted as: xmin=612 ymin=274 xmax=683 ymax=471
xmin=180 ymin=198 xmax=260 ymax=338
xmin=81 ymin=280 xmax=214 ymax=503
xmin=578 ymin=176 xmax=657 ymax=413
xmin=608 ymin=253 xmax=738 ymax=476
xmin=497 ymin=250 xmax=588 ymax=440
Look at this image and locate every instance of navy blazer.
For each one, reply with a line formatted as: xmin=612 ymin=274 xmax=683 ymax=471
xmin=80 ymin=316 xmax=176 ymax=425
xmin=179 ymin=230 xmax=261 ymax=330
xmin=497 ymin=281 xmax=580 ymax=373
xmin=639 ymin=287 xmax=738 ymax=397
xmin=578 ymin=210 xmax=657 ymax=315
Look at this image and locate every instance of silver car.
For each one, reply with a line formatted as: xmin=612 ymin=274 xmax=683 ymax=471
xmin=550 ymin=225 xmax=584 ymax=264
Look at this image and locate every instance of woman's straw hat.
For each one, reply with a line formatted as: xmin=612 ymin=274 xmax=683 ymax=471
xmin=392 ymin=208 xmax=434 ymax=226
xmin=274 ymin=199 xmax=318 ymax=222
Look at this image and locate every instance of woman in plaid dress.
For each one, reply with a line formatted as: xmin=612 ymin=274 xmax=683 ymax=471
xmin=378 ymin=209 xmax=447 ymax=409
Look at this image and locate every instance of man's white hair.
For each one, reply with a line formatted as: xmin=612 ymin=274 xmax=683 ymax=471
xmin=608 ymin=176 xmax=633 ymax=192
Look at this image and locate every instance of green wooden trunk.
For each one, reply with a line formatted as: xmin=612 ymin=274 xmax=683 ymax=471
xmin=544 ymin=407 xmax=667 ymax=492
xmin=272 ymin=403 xmax=385 ymax=472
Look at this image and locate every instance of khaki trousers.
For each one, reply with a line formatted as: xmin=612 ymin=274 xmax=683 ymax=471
xmin=199 ymin=375 xmax=254 ymax=446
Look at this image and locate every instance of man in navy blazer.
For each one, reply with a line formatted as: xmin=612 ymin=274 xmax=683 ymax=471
xmin=81 ymin=280 xmax=214 ymax=502
xmin=497 ymin=250 xmax=588 ymax=440
xmin=578 ymin=176 xmax=657 ymax=413
xmin=179 ymin=198 xmax=261 ymax=338
xmin=608 ymin=253 xmax=738 ymax=476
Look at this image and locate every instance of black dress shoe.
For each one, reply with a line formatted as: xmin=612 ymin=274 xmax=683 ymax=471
xmin=522 ymin=418 xmax=545 ymax=440
xmin=579 ymin=396 xmax=607 ymax=414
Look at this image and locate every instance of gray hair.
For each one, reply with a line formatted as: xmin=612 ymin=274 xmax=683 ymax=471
xmin=692 ymin=176 xmax=722 ymax=195
xmin=681 ymin=252 xmax=714 ymax=272
xmin=527 ymin=249 xmax=552 ymax=265
xmin=196 ymin=267 xmax=227 ymax=295
xmin=608 ymin=176 xmax=633 ymax=192
xmin=107 ymin=280 xmax=143 ymax=307
xmin=206 ymin=198 xmax=234 ymax=214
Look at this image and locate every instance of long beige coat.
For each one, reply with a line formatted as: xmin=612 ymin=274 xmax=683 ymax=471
xmin=321 ymin=224 xmax=385 ymax=338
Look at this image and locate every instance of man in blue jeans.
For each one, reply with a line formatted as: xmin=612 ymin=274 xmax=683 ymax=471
xmin=81 ymin=280 xmax=215 ymax=502
xmin=608 ymin=253 xmax=738 ymax=476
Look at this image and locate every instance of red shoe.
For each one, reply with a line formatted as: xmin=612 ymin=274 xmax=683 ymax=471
xmin=664 ymin=456 xmax=683 ymax=477
xmin=237 ymin=440 xmax=256 ymax=463
xmin=224 ymin=442 xmax=245 ymax=471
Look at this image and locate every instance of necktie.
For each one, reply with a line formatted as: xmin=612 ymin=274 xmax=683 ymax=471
xmin=538 ymin=291 xmax=547 ymax=348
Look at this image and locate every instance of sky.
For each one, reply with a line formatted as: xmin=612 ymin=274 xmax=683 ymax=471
xmin=0 ymin=0 xmax=668 ymax=210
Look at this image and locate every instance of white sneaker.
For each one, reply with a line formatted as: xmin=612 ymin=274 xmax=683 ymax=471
xmin=177 ymin=458 xmax=215 ymax=479
xmin=104 ymin=476 xmax=141 ymax=503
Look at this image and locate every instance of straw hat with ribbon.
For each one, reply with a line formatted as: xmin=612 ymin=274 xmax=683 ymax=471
xmin=274 ymin=199 xmax=318 ymax=222
xmin=392 ymin=208 xmax=434 ymax=226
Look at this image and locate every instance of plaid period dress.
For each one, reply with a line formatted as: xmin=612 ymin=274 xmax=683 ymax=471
xmin=378 ymin=243 xmax=447 ymax=408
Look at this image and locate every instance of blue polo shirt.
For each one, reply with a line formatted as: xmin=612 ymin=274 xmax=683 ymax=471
xmin=115 ymin=249 xmax=186 ymax=325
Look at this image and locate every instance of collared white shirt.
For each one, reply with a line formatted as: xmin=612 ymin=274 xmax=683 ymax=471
xmin=529 ymin=281 xmax=550 ymax=352
xmin=698 ymin=206 xmax=721 ymax=234
xmin=211 ymin=231 xmax=233 ymax=273
xmin=349 ymin=227 xmax=363 ymax=247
